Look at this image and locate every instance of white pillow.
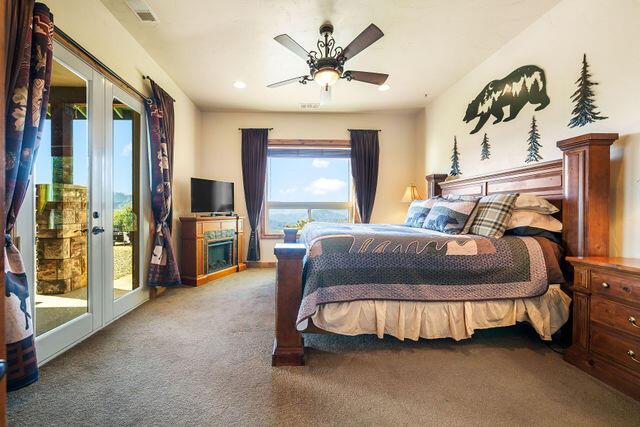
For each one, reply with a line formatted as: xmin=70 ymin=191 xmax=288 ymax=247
xmin=514 ymin=194 xmax=559 ymax=214
xmin=507 ymin=210 xmax=562 ymax=232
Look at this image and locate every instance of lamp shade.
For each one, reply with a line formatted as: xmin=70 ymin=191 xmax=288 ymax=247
xmin=401 ymin=184 xmax=421 ymax=203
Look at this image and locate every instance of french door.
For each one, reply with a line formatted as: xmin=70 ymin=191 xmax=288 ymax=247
xmin=15 ymin=40 xmax=149 ymax=364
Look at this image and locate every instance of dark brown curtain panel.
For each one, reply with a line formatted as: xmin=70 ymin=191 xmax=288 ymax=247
xmin=241 ymin=128 xmax=269 ymax=261
xmin=154 ymin=82 xmax=175 ymax=229
xmin=349 ymin=129 xmax=380 ymax=223
xmin=4 ymin=1 xmax=54 ymax=390
xmin=144 ymin=79 xmax=181 ymax=286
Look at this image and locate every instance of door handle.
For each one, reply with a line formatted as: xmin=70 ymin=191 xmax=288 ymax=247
xmin=92 ymin=226 xmax=105 ymax=235
xmin=0 ymin=359 xmax=6 ymax=380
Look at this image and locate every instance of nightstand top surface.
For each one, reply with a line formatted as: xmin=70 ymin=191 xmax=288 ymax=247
xmin=566 ymin=256 xmax=640 ymax=274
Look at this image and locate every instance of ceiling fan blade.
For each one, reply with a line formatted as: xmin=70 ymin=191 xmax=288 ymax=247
xmin=341 ymin=24 xmax=384 ymax=61
xmin=274 ymin=34 xmax=310 ymax=61
xmin=346 ymin=71 xmax=389 ymax=85
xmin=267 ymin=76 xmax=309 ymax=88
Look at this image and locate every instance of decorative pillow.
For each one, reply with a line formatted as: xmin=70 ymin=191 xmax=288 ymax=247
xmin=404 ymin=198 xmax=439 ymax=228
xmin=506 ymin=226 xmax=562 ymax=245
xmin=423 ymin=198 xmax=479 ymax=234
xmin=469 ymin=193 xmax=519 ymax=238
xmin=514 ymin=194 xmax=559 ymax=214
xmin=507 ymin=210 xmax=563 ymax=233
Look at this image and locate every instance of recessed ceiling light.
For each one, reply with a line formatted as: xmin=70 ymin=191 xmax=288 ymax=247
xmin=378 ymin=84 xmax=390 ymax=92
xmin=233 ymin=81 xmax=246 ymax=89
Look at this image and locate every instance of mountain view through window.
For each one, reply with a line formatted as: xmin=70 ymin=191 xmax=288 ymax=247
xmin=265 ymin=148 xmax=352 ymax=233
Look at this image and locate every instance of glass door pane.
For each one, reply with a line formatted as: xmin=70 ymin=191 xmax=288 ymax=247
xmin=33 ymin=58 xmax=89 ymax=336
xmin=111 ymin=98 xmax=140 ymax=300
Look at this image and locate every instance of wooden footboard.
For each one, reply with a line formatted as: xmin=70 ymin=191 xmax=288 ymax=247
xmin=272 ymin=243 xmax=306 ymax=366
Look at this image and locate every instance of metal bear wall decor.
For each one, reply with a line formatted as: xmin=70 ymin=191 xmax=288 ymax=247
xmin=463 ymin=65 xmax=550 ymax=134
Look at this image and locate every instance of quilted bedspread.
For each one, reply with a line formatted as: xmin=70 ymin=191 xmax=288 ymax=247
xmin=297 ymin=222 xmax=563 ymax=326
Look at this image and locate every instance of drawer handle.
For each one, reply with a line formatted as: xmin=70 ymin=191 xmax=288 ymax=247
xmin=628 ymin=350 xmax=640 ymax=364
xmin=630 ymin=316 xmax=640 ymax=328
xmin=601 ymin=282 xmax=610 ymax=289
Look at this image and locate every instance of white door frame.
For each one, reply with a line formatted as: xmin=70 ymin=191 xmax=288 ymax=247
xmin=31 ymin=40 xmax=102 ymax=364
xmin=15 ymin=40 xmax=151 ymax=365
xmin=103 ymin=83 xmax=150 ymax=323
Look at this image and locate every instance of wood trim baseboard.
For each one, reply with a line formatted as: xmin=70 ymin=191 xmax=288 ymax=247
xmin=247 ymin=261 xmax=276 ymax=268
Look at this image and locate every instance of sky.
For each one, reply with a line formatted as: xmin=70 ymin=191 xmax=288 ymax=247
xmin=267 ymin=157 xmax=351 ymax=203
xmin=35 ymin=118 xmax=134 ymax=195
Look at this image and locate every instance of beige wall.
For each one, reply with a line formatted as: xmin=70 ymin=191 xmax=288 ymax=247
xmin=199 ymin=112 xmax=421 ymax=262
xmin=43 ymin=0 xmax=201 ymax=266
xmin=421 ymin=0 xmax=640 ymax=258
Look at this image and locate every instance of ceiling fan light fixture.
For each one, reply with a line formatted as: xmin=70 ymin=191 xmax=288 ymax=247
xmin=314 ymin=68 xmax=340 ymax=87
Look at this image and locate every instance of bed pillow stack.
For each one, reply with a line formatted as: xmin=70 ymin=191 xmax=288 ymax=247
xmin=404 ymin=197 xmax=440 ymax=228
xmin=468 ymin=193 xmax=519 ymax=238
xmin=505 ymin=194 xmax=563 ymax=243
xmin=422 ymin=195 xmax=480 ymax=234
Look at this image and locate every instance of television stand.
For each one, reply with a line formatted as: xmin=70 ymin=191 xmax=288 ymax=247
xmin=179 ymin=216 xmax=246 ymax=286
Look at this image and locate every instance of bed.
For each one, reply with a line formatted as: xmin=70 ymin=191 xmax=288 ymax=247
xmin=296 ymin=223 xmax=569 ymax=342
xmin=272 ymin=133 xmax=617 ymax=366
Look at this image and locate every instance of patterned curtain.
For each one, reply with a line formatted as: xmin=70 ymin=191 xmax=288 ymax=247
xmin=241 ymin=128 xmax=269 ymax=261
xmin=349 ymin=129 xmax=380 ymax=224
xmin=144 ymin=79 xmax=180 ymax=286
xmin=4 ymin=2 xmax=54 ymax=391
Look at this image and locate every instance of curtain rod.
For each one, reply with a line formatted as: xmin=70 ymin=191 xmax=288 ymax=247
xmin=143 ymin=76 xmax=176 ymax=102
xmin=348 ymin=129 xmax=382 ymax=132
xmin=54 ymin=27 xmax=149 ymax=102
xmin=238 ymin=128 xmax=274 ymax=130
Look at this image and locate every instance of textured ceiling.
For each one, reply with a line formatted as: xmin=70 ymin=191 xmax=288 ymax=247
xmin=100 ymin=0 xmax=561 ymax=112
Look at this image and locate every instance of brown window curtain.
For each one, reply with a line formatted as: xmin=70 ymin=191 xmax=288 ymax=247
xmin=144 ymin=79 xmax=181 ymax=286
xmin=4 ymin=1 xmax=54 ymax=390
xmin=349 ymin=129 xmax=380 ymax=224
xmin=241 ymin=128 xmax=269 ymax=261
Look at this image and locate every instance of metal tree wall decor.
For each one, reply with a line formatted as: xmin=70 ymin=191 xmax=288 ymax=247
xmin=480 ymin=133 xmax=491 ymax=160
xmin=463 ymin=65 xmax=550 ymax=134
xmin=450 ymin=137 xmax=461 ymax=176
xmin=525 ymin=116 xmax=543 ymax=163
xmin=568 ymin=54 xmax=608 ymax=127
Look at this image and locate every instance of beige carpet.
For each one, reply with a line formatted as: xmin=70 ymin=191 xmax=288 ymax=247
xmin=8 ymin=269 xmax=640 ymax=426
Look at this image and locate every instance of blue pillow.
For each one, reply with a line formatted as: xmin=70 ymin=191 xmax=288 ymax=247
xmin=404 ymin=198 xmax=439 ymax=228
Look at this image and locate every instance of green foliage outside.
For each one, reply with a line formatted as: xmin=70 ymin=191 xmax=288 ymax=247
xmin=113 ymin=205 xmax=135 ymax=280
xmin=114 ymin=206 xmax=136 ymax=232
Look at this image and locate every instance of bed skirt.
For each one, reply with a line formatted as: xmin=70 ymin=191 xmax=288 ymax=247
xmin=300 ymin=285 xmax=570 ymax=341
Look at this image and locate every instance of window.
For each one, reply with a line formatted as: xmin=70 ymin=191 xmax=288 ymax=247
xmin=264 ymin=145 xmax=353 ymax=236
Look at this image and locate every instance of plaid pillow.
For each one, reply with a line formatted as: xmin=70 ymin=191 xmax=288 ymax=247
xmin=469 ymin=193 xmax=519 ymax=238
xmin=423 ymin=198 xmax=479 ymax=234
xmin=404 ymin=198 xmax=439 ymax=228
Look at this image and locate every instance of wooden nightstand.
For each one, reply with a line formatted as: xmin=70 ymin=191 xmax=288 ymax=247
xmin=565 ymin=257 xmax=640 ymax=400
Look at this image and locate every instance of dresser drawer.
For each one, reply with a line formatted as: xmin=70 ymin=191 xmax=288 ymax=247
xmin=591 ymin=270 xmax=640 ymax=305
xmin=592 ymin=296 xmax=640 ymax=338
xmin=591 ymin=326 xmax=640 ymax=374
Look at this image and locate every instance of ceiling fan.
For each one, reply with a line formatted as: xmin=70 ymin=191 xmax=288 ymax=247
xmin=268 ymin=22 xmax=389 ymax=104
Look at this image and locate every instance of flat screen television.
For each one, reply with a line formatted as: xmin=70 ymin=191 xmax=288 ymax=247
xmin=191 ymin=178 xmax=234 ymax=214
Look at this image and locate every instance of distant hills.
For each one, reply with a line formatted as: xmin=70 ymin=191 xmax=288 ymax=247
xmin=267 ymin=209 xmax=348 ymax=232
xmin=114 ymin=192 xmax=132 ymax=210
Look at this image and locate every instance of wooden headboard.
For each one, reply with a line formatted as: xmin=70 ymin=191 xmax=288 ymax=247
xmin=425 ymin=133 xmax=618 ymax=259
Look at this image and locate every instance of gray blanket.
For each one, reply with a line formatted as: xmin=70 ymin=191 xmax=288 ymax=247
xmin=297 ymin=222 xmax=552 ymax=326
